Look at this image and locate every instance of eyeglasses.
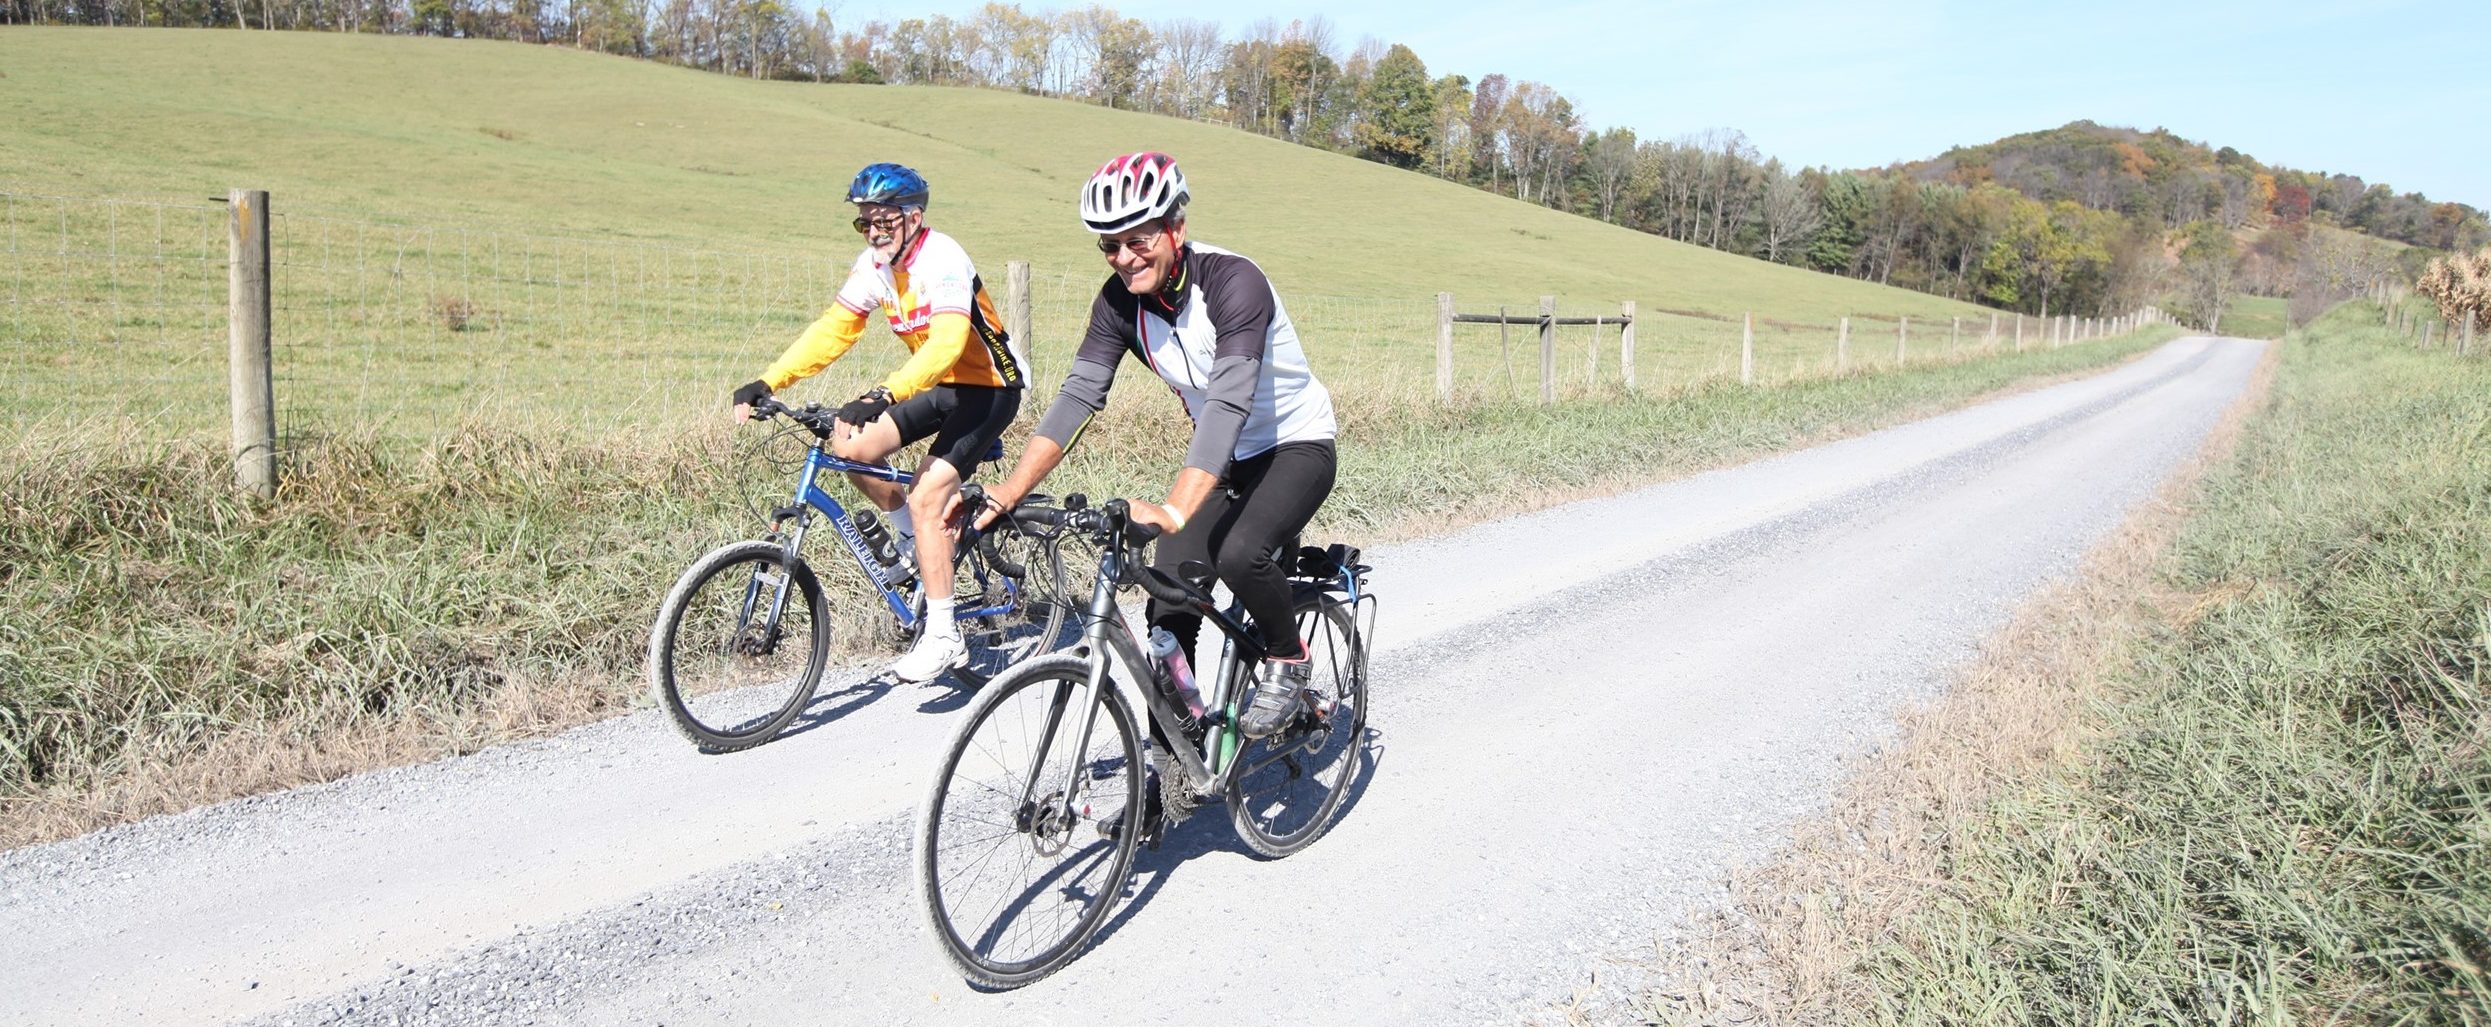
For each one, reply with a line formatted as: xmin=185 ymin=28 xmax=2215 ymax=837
xmin=1096 ymin=225 xmax=1164 ymax=256
xmin=852 ymin=211 xmax=910 ymax=234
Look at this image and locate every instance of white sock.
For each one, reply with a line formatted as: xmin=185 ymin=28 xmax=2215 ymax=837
xmin=894 ymin=510 xmax=918 ymax=545
xmin=923 ymin=597 xmax=956 ymax=639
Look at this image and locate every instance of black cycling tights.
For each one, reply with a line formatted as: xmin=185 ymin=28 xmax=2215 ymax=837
xmin=1148 ymin=439 xmax=1337 ymax=665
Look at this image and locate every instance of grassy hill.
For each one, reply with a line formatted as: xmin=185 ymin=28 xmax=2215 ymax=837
xmin=0 ymin=26 xmax=2037 ymax=437
xmin=0 ymin=27 xmax=2013 ymax=318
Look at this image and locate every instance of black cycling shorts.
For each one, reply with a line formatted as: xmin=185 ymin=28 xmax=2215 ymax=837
xmin=888 ymin=384 xmax=1020 ymax=477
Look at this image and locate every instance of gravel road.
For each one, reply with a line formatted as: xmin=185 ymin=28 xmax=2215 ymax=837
xmin=0 ymin=336 xmax=2268 ymax=1026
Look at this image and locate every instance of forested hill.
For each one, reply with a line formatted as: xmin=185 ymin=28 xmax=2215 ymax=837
xmin=1899 ymin=121 xmax=2479 ymax=252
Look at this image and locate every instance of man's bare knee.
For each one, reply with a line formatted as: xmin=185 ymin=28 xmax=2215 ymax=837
xmin=907 ymin=481 xmax=955 ymax=519
xmin=831 ymin=435 xmax=879 ymax=463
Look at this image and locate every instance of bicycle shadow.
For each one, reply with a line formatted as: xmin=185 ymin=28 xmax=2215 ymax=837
xmin=1078 ymin=726 xmax=1389 ymax=956
xmin=763 ymin=673 xmax=902 ymax=743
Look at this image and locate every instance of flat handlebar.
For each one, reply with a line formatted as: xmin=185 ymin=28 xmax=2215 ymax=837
xmin=747 ymin=395 xmax=842 ymax=438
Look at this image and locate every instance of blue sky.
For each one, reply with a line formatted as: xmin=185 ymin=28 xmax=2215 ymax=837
xmin=829 ymin=0 xmax=2490 ymax=207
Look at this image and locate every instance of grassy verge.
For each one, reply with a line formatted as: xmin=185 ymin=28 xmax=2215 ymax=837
xmin=1638 ymin=304 xmax=2488 ymax=1024
xmin=0 ymin=328 xmax=2173 ymax=847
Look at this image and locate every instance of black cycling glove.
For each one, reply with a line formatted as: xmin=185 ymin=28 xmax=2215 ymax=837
xmin=836 ymin=387 xmax=894 ymax=429
xmin=731 ymin=379 xmax=773 ymax=408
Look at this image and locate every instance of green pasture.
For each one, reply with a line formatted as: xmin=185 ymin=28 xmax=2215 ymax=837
xmin=0 ymin=27 xmax=2068 ymax=441
xmin=2222 ymin=294 xmax=2288 ymax=339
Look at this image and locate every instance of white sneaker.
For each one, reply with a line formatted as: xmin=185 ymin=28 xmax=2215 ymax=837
xmin=891 ymin=630 xmax=968 ymax=683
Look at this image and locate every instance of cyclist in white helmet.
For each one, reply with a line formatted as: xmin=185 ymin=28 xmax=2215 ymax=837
xmin=967 ymin=151 xmax=1339 ymax=738
xmin=731 ymin=162 xmax=1032 ymax=683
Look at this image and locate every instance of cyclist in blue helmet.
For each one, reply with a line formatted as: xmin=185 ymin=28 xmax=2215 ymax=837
xmin=731 ymin=162 xmax=1033 ymax=683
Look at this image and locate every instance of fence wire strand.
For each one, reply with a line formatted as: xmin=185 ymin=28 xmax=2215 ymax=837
xmin=5 ymin=192 xmax=2162 ymax=447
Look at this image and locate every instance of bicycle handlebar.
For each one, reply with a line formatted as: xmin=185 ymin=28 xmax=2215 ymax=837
xmin=1026 ymin=495 xmax=1208 ymax=609
xmin=747 ymin=395 xmax=842 ymax=438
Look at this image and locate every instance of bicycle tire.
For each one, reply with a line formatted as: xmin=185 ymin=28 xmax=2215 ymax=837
xmin=648 ymin=540 xmax=829 ymax=752
xmin=1228 ymin=597 xmax=1368 ymax=858
xmin=917 ymin=653 xmax=1143 ymax=988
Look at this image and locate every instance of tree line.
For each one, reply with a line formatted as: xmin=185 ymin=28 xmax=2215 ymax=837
xmin=17 ymin=0 xmax=2481 ymax=325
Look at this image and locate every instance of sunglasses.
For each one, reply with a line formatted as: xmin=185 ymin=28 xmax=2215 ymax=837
xmin=1096 ymin=225 xmax=1164 ymax=256
xmin=852 ymin=211 xmax=910 ymax=234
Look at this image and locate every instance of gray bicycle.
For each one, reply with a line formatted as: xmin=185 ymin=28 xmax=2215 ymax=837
xmin=913 ymin=494 xmax=1376 ymax=988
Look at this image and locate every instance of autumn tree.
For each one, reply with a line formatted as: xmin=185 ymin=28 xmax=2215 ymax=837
xmin=1426 ymin=74 xmax=1473 ymax=182
xmin=1578 ymin=127 xmax=1636 ymax=223
xmin=1752 ymin=160 xmax=1820 ymax=264
xmin=1352 ymin=44 xmax=1433 ymax=169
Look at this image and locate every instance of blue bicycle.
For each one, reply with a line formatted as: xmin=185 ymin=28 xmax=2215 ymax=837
xmin=647 ymin=397 xmax=1070 ymax=752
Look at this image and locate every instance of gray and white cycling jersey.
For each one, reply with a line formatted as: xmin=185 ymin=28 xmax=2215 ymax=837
xmin=1034 ymin=241 xmax=1336 ymax=473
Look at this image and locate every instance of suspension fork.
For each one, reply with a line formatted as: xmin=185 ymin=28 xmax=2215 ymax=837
xmin=738 ymin=450 xmax=825 ymax=638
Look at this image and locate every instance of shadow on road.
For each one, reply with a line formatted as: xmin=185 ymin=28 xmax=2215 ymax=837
xmin=1080 ymin=726 xmax=1389 ymax=955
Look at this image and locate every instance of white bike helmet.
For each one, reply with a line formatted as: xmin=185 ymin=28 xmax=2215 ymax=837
xmin=1079 ymin=151 xmax=1189 ymax=234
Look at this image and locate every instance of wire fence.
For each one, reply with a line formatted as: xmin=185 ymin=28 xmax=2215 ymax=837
xmin=3 ymin=191 xmax=2162 ymax=448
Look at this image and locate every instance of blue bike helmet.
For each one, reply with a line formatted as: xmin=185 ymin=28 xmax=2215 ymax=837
xmin=847 ymin=162 xmax=930 ymax=210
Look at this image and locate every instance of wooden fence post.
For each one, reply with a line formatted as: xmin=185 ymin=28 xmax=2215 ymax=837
xmin=1006 ymin=259 xmax=1032 ymax=355
xmin=1988 ymin=312 xmax=1999 ymax=349
xmin=1950 ymin=316 xmax=1960 ymax=354
xmin=2014 ymin=313 xmax=2023 ymax=351
xmin=1538 ymin=295 xmax=1556 ymax=406
xmin=1896 ymin=315 xmax=1909 ymax=366
xmin=1620 ymin=300 xmax=1637 ymax=392
xmin=228 ymin=188 xmax=275 ymax=500
xmin=1836 ymin=316 xmax=1850 ymax=371
xmin=2465 ymin=312 xmax=2477 ymax=357
xmin=1436 ymin=291 xmax=1454 ymax=403
xmin=1741 ymin=313 xmax=1755 ymax=385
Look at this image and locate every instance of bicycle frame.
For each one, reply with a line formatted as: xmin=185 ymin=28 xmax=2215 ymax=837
xmin=771 ymin=443 xmax=1020 ymax=632
xmin=1024 ymin=524 xmax=1338 ymax=830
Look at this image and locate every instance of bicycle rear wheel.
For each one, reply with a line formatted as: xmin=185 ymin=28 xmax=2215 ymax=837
xmin=648 ymin=540 xmax=828 ymax=752
xmin=1228 ymin=597 xmax=1368 ymax=857
xmin=917 ymin=653 xmax=1142 ymax=988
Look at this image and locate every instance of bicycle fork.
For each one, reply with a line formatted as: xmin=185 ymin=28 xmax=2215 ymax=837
xmin=1018 ymin=558 xmax=1130 ymax=845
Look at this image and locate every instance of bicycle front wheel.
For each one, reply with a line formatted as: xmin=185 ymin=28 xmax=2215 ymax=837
xmin=1228 ymin=597 xmax=1369 ymax=857
xmin=648 ymin=540 xmax=828 ymax=752
xmin=917 ymin=653 xmax=1142 ymax=988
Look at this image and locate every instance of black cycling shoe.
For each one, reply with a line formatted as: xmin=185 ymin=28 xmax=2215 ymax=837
xmin=1239 ymin=656 xmax=1312 ymax=739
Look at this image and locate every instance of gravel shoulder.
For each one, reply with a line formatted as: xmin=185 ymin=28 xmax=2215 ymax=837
xmin=0 ymin=337 xmax=2267 ymax=1026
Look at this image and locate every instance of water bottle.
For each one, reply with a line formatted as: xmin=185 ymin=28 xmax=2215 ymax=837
xmin=1148 ymin=627 xmax=1207 ymax=734
xmin=854 ymin=508 xmax=900 ymax=568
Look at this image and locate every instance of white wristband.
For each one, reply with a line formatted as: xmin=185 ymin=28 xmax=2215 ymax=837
xmin=1160 ymin=502 xmax=1187 ymax=532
